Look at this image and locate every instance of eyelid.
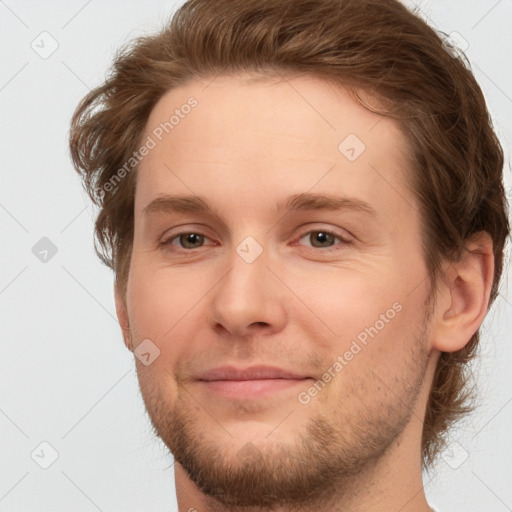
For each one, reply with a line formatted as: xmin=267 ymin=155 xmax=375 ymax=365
xmin=160 ymin=224 xmax=353 ymax=252
xmin=293 ymin=227 xmax=353 ymax=250
xmin=160 ymin=230 xmax=216 ymax=250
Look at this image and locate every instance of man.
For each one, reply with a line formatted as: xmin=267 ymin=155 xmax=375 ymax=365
xmin=69 ymin=0 xmax=509 ymax=510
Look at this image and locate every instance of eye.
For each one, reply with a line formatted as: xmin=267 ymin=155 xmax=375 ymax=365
xmin=296 ymin=229 xmax=351 ymax=250
xmin=160 ymin=228 xmax=352 ymax=253
xmin=161 ymin=231 xmax=214 ymax=250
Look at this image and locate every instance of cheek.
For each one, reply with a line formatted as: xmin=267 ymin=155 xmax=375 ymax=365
xmin=126 ymin=256 xmax=203 ymax=342
xmin=287 ymin=265 xmax=403 ymax=335
xmin=301 ymin=299 xmax=426 ymax=415
xmin=288 ymin=260 xmax=428 ymax=373
xmin=126 ymin=265 xmax=198 ymax=399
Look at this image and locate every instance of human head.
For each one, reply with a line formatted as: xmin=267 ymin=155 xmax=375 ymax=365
xmin=69 ymin=0 xmax=509 ymax=475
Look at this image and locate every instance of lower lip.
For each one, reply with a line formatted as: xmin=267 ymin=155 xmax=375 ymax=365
xmin=200 ymin=378 xmax=310 ymax=398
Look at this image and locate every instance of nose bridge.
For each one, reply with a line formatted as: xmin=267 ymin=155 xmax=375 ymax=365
xmin=222 ymin=234 xmax=272 ymax=307
xmin=208 ymin=232 xmax=287 ymax=335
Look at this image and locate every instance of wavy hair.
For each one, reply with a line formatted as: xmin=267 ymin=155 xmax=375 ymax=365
xmin=69 ymin=0 xmax=510 ymax=468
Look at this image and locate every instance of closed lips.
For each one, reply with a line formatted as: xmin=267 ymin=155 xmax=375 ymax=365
xmin=198 ymin=366 xmax=310 ymax=381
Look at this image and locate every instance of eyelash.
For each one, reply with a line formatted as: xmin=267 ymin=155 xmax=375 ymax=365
xmin=160 ymin=228 xmax=352 ymax=253
xmin=296 ymin=229 xmax=352 ymax=251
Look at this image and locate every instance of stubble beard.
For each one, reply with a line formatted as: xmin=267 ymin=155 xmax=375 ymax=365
xmin=135 ymin=313 xmax=432 ymax=511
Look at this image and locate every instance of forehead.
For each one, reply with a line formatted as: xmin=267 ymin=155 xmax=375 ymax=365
xmin=134 ymin=73 xmax=414 ymax=217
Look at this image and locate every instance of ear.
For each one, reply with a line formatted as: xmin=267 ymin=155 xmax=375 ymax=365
xmin=114 ymin=283 xmax=133 ymax=352
xmin=431 ymin=231 xmax=494 ymax=352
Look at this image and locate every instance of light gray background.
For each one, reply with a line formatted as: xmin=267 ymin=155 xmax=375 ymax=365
xmin=1 ymin=1 xmax=511 ymax=511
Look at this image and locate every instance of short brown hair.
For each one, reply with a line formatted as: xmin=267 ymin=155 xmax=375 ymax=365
xmin=69 ymin=0 xmax=510 ymax=468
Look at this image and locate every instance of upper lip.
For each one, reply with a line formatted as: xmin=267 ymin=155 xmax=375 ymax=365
xmin=198 ymin=365 xmax=309 ymax=381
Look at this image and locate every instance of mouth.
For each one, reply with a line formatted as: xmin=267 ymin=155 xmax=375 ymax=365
xmin=197 ymin=365 xmax=312 ymax=399
xmin=200 ymin=377 xmax=310 ymax=398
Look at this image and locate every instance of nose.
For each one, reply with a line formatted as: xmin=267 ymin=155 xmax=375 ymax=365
xmin=208 ymin=240 xmax=287 ymax=339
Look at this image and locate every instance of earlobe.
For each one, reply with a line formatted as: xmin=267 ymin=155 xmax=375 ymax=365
xmin=431 ymin=231 xmax=494 ymax=353
xmin=114 ymin=283 xmax=133 ymax=352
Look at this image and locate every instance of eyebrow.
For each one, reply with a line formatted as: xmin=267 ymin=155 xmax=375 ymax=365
xmin=143 ymin=192 xmax=377 ymax=218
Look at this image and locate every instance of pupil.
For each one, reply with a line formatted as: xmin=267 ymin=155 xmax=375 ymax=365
xmin=314 ymin=232 xmax=332 ymax=247
xmin=183 ymin=233 xmax=202 ymax=248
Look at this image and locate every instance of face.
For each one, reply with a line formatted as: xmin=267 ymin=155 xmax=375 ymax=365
xmin=120 ymin=73 xmax=435 ymax=509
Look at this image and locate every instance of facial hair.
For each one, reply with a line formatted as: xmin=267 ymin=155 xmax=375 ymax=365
xmin=135 ymin=311 xmax=432 ymax=511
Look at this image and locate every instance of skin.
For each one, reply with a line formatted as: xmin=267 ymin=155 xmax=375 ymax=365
xmin=115 ymin=72 xmax=494 ymax=512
